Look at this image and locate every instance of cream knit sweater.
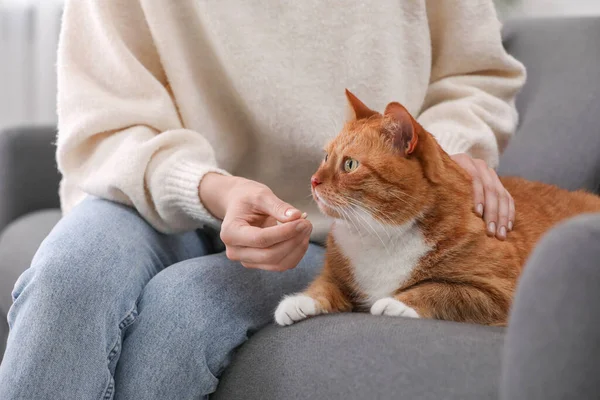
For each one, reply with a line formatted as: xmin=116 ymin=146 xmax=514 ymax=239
xmin=56 ymin=0 xmax=526 ymax=242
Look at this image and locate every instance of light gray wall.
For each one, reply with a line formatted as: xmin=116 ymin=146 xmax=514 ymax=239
xmin=508 ymin=0 xmax=600 ymax=17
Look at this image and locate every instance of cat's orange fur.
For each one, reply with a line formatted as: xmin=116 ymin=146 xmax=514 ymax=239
xmin=279 ymin=90 xmax=600 ymax=327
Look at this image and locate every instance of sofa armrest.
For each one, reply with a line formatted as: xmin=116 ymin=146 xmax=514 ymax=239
xmin=499 ymin=17 xmax=600 ymax=193
xmin=0 ymin=126 xmax=61 ymax=233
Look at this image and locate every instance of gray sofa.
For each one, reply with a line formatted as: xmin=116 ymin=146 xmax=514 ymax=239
xmin=1 ymin=17 xmax=600 ymax=399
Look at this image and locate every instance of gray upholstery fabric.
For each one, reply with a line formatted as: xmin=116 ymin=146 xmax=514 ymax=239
xmin=498 ymin=18 xmax=600 ymax=193
xmin=501 ymin=214 xmax=600 ymax=400
xmin=0 ymin=126 xmax=61 ymax=234
xmin=214 ymin=314 xmax=504 ymax=400
xmin=0 ymin=210 xmax=62 ymax=359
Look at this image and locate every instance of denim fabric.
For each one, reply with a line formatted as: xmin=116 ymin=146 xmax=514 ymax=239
xmin=0 ymin=198 xmax=323 ymax=399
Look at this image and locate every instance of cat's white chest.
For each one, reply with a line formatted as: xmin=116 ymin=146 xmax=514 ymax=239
xmin=332 ymin=215 xmax=432 ymax=307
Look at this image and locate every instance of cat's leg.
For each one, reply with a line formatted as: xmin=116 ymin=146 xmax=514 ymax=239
xmin=373 ymin=282 xmax=508 ymax=325
xmin=274 ymin=271 xmax=352 ymax=326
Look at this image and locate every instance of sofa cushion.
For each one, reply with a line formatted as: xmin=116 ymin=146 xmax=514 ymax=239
xmin=499 ymin=18 xmax=600 ymax=193
xmin=0 ymin=126 xmax=61 ymax=233
xmin=213 ymin=314 xmax=505 ymax=400
xmin=0 ymin=209 xmax=61 ymax=360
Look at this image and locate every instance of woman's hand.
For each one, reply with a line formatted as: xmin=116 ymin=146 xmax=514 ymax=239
xmin=200 ymin=173 xmax=312 ymax=271
xmin=451 ymin=154 xmax=515 ymax=240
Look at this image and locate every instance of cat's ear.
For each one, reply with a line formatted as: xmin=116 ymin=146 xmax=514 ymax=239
xmin=383 ymin=102 xmax=418 ymax=156
xmin=345 ymin=89 xmax=378 ymax=121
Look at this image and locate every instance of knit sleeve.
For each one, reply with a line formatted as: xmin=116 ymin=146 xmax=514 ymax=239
xmin=56 ymin=0 xmax=229 ymax=233
xmin=418 ymin=0 xmax=526 ymax=168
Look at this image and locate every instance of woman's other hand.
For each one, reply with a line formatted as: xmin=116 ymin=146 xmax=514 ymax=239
xmin=451 ymin=153 xmax=515 ymax=241
xmin=200 ymin=173 xmax=312 ymax=271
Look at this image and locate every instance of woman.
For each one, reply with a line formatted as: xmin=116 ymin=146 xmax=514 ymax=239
xmin=0 ymin=1 xmax=524 ymax=399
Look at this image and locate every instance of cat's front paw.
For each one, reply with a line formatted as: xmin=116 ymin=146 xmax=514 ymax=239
xmin=370 ymin=297 xmax=419 ymax=318
xmin=275 ymin=294 xmax=322 ymax=326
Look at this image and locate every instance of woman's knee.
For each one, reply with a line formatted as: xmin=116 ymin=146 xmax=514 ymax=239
xmin=138 ymin=254 xmax=251 ymax=330
xmin=139 ymin=247 xmax=324 ymax=325
xmin=136 ymin=248 xmax=323 ymax=354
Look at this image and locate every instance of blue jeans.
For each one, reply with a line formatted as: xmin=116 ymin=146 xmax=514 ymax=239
xmin=0 ymin=198 xmax=323 ymax=399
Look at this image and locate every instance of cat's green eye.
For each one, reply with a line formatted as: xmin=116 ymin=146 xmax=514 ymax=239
xmin=344 ymin=158 xmax=359 ymax=172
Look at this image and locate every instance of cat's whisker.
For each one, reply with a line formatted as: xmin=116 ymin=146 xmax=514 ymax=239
xmin=344 ymin=198 xmax=393 ymax=240
xmin=388 ymin=190 xmax=420 ymax=205
xmin=367 ymin=211 xmax=393 ymax=240
xmin=339 ymin=206 xmax=364 ymax=240
xmin=347 ymin=197 xmax=420 ymax=240
xmin=348 ymin=204 xmax=391 ymax=256
xmin=326 ymin=198 xmax=366 ymax=242
xmin=328 ymin=195 xmax=364 ymax=238
xmin=350 ymin=201 xmax=381 ymax=217
xmin=348 ymin=205 xmax=385 ymax=244
xmin=353 ymin=199 xmax=398 ymax=242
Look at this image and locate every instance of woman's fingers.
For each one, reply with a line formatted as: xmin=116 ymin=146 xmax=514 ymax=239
xmin=221 ymin=217 xmax=310 ymax=248
xmin=493 ymin=173 xmax=510 ymax=240
xmin=253 ymin=189 xmax=302 ymax=222
xmin=217 ymin=179 xmax=311 ymax=269
xmin=508 ymin=195 xmax=516 ymax=231
xmin=476 ymin=162 xmax=499 ymax=236
xmin=273 ymin=235 xmax=311 ymax=271
xmin=463 ymin=157 xmax=485 ymax=216
xmin=242 ymin=235 xmax=310 ymax=272
xmin=472 ymin=176 xmax=485 ymax=217
xmin=451 ymin=154 xmax=484 ymax=216
xmin=260 ymin=216 xmax=278 ymax=229
xmin=452 ymin=153 xmax=516 ymax=239
xmin=226 ymin=224 xmax=311 ymax=268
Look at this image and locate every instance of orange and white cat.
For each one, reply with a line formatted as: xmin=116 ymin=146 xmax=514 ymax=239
xmin=275 ymin=90 xmax=600 ymax=327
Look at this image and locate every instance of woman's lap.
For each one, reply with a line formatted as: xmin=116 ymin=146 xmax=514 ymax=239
xmin=114 ymin=248 xmax=323 ymax=399
xmin=0 ymin=197 xmax=324 ymax=399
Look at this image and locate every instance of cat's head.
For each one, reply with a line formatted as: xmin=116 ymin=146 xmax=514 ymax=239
xmin=311 ymin=90 xmax=447 ymax=226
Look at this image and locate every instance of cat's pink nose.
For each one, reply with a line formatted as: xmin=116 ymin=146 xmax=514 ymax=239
xmin=311 ymin=176 xmax=321 ymax=189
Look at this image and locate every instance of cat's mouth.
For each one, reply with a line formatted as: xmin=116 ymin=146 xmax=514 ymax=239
xmin=312 ymin=189 xmax=341 ymax=218
xmin=313 ymin=191 xmax=329 ymax=207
